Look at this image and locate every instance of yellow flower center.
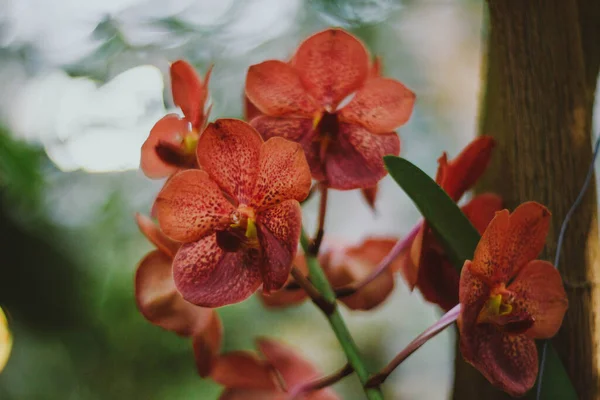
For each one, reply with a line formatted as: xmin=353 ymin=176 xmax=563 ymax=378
xmin=477 ymin=292 xmax=513 ymax=324
xmin=181 ymin=130 xmax=199 ymax=154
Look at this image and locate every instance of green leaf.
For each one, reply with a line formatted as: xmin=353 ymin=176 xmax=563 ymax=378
xmin=384 ymin=155 xmax=577 ymax=400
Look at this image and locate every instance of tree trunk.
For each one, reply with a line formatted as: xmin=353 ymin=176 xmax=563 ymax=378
xmin=453 ymin=1 xmax=600 ymax=399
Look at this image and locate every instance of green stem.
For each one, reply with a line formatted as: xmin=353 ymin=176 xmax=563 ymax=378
xmin=300 ymin=229 xmax=384 ymax=400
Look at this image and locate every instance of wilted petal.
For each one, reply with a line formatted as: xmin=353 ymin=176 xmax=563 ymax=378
xmin=437 ymin=136 xmax=496 ymax=201
xmin=461 ymin=193 xmax=504 ymax=234
xmin=155 ymin=170 xmax=235 ymax=242
xmin=257 ymin=200 xmax=302 ymax=293
xmin=173 ymin=234 xmax=262 ymax=307
xmin=135 ymin=250 xmax=215 ymax=336
xmin=338 ymin=77 xmax=415 ymax=134
xmin=141 ymin=114 xmax=189 ymax=179
xmin=459 ymin=325 xmax=538 ymax=397
xmin=325 ymin=123 xmax=400 ymax=190
xmin=171 ymin=60 xmax=211 ymax=129
xmin=246 ymin=60 xmax=319 ymax=117
xmin=250 ymin=116 xmax=323 ymax=181
xmin=292 ymin=28 xmax=370 ymax=108
xmin=135 ymin=213 xmax=179 ymax=258
xmin=251 ymin=137 xmax=312 ymax=210
xmin=193 ymin=311 xmax=223 ymax=377
xmin=197 ymin=119 xmax=263 ymax=204
xmin=361 ymin=185 xmax=378 ymax=211
xmin=0 ymin=307 xmax=11 ymax=373
xmin=211 ymin=351 xmax=278 ymax=390
xmin=509 ymin=260 xmax=568 ymax=339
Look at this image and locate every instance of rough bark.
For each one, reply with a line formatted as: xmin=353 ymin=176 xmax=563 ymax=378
xmin=453 ymin=1 xmax=600 ymax=399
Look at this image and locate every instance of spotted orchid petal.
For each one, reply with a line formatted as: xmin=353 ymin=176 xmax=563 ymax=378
xmin=170 ymin=60 xmax=212 ymax=129
xmin=140 ymin=114 xmax=190 ymax=179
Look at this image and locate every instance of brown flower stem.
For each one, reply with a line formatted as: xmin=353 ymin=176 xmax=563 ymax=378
xmin=300 ymin=229 xmax=384 ymax=400
xmin=309 ymin=184 xmax=328 ymax=256
xmin=366 ymin=304 xmax=461 ymax=388
xmin=335 ymin=220 xmax=422 ymax=298
xmin=288 ymin=363 xmax=353 ymax=399
xmin=290 ymin=266 xmax=335 ymax=315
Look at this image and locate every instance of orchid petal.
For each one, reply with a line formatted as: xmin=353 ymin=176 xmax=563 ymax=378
xmin=155 ymin=170 xmax=235 ymax=242
xmin=135 ymin=213 xmax=179 ymax=258
xmin=197 ymin=119 xmax=263 ymax=204
xmin=324 ymin=123 xmax=400 ymax=190
xmin=219 ymin=390 xmax=283 ymax=400
xmin=173 ymin=234 xmax=262 ymax=307
xmin=259 ymin=254 xmax=309 ymax=308
xmin=291 ymin=28 xmax=370 ymax=108
xmin=211 ymin=351 xmax=278 ymax=390
xmin=461 ymin=193 xmax=504 ymax=234
xmin=360 ymin=185 xmax=379 ymax=211
xmin=141 ymin=114 xmax=189 ymax=179
xmin=193 ymin=311 xmax=223 ymax=377
xmin=257 ymin=338 xmax=319 ymax=388
xmin=245 ymin=60 xmax=318 ymax=117
xmin=171 ymin=60 xmax=211 ymax=129
xmin=245 ymin=95 xmax=263 ymax=121
xmin=338 ymin=77 xmax=415 ymax=134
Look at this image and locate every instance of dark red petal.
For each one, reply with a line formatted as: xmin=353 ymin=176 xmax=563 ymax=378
xmin=197 ymin=119 xmax=263 ymax=204
xmin=250 ymin=116 xmax=323 ymax=181
xmin=360 ymin=185 xmax=379 ymax=211
xmin=508 ymin=260 xmax=568 ymax=339
xmin=141 ymin=114 xmax=189 ymax=179
xmin=470 ymin=209 xmax=510 ymax=282
xmin=219 ymin=390 xmax=283 ymax=400
xmin=324 ymin=123 xmax=400 ymax=190
xmin=257 ymin=200 xmax=302 ymax=293
xmin=259 ymin=254 xmax=309 ymax=308
xmin=211 ymin=351 xmax=278 ymax=390
xmin=458 ymin=260 xmax=492 ymax=334
xmin=135 ymin=250 xmax=215 ymax=336
xmin=245 ymin=95 xmax=263 ymax=121
xmin=172 ymin=234 xmax=262 ymax=307
xmin=245 ymin=60 xmax=318 ymax=117
xmin=257 ymin=338 xmax=319 ymax=388
xmin=193 ymin=311 xmax=223 ymax=377
xmin=250 ymin=137 xmax=312 ymax=210
xmin=338 ymin=77 xmax=415 ymax=134
xmin=155 ymin=170 xmax=235 ymax=242
xmin=170 ymin=60 xmax=211 ymax=129
xmin=135 ymin=213 xmax=179 ymax=258
xmin=461 ymin=193 xmax=504 ymax=235
xmin=291 ymin=28 xmax=370 ymax=108
xmin=416 ymin=255 xmax=459 ymax=312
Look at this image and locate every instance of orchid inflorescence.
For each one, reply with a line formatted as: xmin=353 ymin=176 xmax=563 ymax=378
xmin=135 ymin=28 xmax=568 ymax=399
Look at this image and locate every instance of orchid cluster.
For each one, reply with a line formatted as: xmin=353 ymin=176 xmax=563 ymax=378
xmin=135 ymin=28 xmax=568 ymax=399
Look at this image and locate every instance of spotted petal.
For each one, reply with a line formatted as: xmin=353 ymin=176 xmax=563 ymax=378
xmin=291 ymin=28 xmax=370 ymax=108
xmin=197 ymin=119 xmax=263 ymax=204
xmin=135 ymin=250 xmax=216 ymax=337
xmin=257 ymin=200 xmax=302 ymax=293
xmin=245 ymin=60 xmax=319 ymax=117
xmin=173 ymin=234 xmax=262 ymax=307
xmin=141 ymin=114 xmax=189 ymax=179
xmin=338 ymin=77 xmax=415 ymax=134
xmin=155 ymin=170 xmax=235 ymax=242
xmin=171 ymin=60 xmax=211 ymax=129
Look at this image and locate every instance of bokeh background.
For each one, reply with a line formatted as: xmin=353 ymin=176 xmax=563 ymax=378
xmin=0 ymin=0 xmax=598 ymax=399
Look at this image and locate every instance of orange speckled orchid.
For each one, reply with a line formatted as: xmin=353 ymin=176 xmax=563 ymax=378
xmin=400 ymin=136 xmax=503 ymax=311
xmin=458 ymin=202 xmax=568 ymax=396
xmin=212 ymin=338 xmax=339 ymax=400
xmin=141 ymin=60 xmax=212 ymax=179
xmin=134 ymin=213 xmax=222 ymax=376
xmin=154 ymin=119 xmax=312 ymax=307
xmin=245 ymin=28 xmax=415 ymax=190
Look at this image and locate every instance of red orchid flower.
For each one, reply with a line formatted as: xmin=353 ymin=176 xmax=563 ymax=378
xmin=245 ymin=28 xmax=415 ymax=190
xmin=400 ymin=136 xmax=503 ymax=311
xmin=211 ymin=338 xmax=339 ymax=400
xmin=261 ymin=237 xmax=402 ymax=311
xmin=134 ymin=213 xmax=222 ymax=376
xmin=154 ymin=119 xmax=312 ymax=308
xmin=141 ymin=60 xmax=212 ymax=179
xmin=458 ymin=202 xmax=568 ymax=396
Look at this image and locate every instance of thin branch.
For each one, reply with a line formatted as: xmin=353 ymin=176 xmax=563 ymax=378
xmin=288 ymin=363 xmax=353 ymax=399
xmin=366 ymin=304 xmax=461 ymax=388
xmin=335 ymin=220 xmax=422 ymax=298
xmin=290 ymin=266 xmax=335 ymax=315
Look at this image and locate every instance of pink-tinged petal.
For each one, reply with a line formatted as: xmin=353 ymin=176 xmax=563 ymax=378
xmin=291 ymin=28 xmax=370 ymax=108
xmin=193 ymin=311 xmax=223 ymax=377
xmin=155 ymin=170 xmax=235 ymax=242
xmin=245 ymin=95 xmax=263 ymax=121
xmin=461 ymin=193 xmax=504 ymax=235
xmin=325 ymin=123 xmax=400 ymax=190
xmin=141 ymin=114 xmax=189 ymax=179
xmin=135 ymin=250 xmax=215 ymax=336
xmin=250 ymin=116 xmax=323 ymax=181
xmin=135 ymin=213 xmax=179 ymax=258
xmin=219 ymin=389 xmax=283 ymax=400
xmin=361 ymin=185 xmax=378 ymax=211
xmin=259 ymin=254 xmax=309 ymax=308
xmin=212 ymin=351 xmax=278 ymax=390
xmin=257 ymin=200 xmax=302 ymax=293
xmin=245 ymin=60 xmax=319 ymax=117
xmin=171 ymin=60 xmax=211 ymax=129
xmin=338 ymin=77 xmax=415 ymax=134
xmin=459 ymin=325 xmax=538 ymax=397
xmin=251 ymin=137 xmax=312 ymax=210
xmin=197 ymin=119 xmax=263 ymax=204
xmin=257 ymin=338 xmax=319 ymax=388
xmin=508 ymin=260 xmax=568 ymax=339
xmin=173 ymin=234 xmax=262 ymax=307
